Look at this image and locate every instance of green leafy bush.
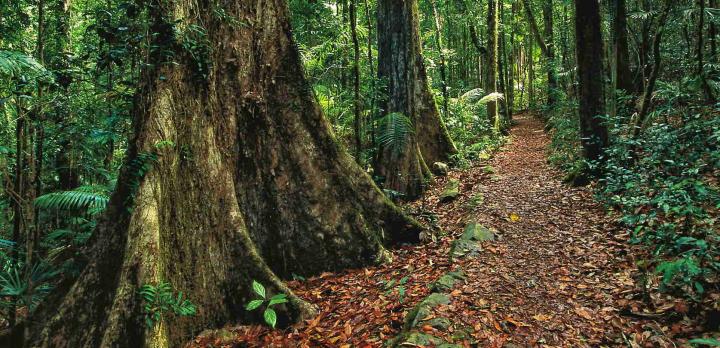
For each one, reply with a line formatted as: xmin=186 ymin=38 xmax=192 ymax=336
xmin=139 ymin=281 xmax=196 ymax=329
xmin=600 ymin=110 xmax=720 ymax=300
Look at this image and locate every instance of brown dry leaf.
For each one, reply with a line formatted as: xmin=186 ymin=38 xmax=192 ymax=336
xmin=574 ymin=307 xmax=593 ymax=320
xmin=532 ymin=314 xmax=553 ymax=321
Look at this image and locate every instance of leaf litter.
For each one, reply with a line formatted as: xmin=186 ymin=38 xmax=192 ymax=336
xmin=190 ymin=114 xmax=702 ymax=347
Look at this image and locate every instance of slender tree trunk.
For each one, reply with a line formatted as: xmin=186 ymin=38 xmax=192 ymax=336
xmin=376 ymin=0 xmax=456 ymax=197
xmin=364 ymin=0 xmax=376 ymax=149
xmin=634 ymin=2 xmax=672 ymax=138
xmin=486 ymin=0 xmax=500 ymax=130
xmin=429 ymin=0 xmax=449 ymax=117
xmin=54 ymin=0 xmax=79 ymax=190
xmin=542 ymin=0 xmax=557 ymax=105
xmin=711 ymin=0 xmax=718 ymax=62
xmin=350 ymin=0 xmax=362 ymax=160
xmin=15 ymin=1 xmax=424 ymax=347
xmin=697 ymin=0 xmax=716 ymax=103
xmin=574 ymin=0 xmax=609 ymax=165
xmin=522 ymin=0 xmax=557 ymax=107
xmin=613 ymin=0 xmax=633 ymax=93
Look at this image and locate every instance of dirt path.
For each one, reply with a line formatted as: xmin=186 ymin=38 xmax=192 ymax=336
xmin=193 ymin=114 xmax=657 ymax=347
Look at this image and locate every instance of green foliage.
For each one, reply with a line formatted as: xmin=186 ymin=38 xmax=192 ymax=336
xmin=0 ymin=50 xmax=49 ymax=78
xmin=383 ymin=276 xmax=409 ymax=303
xmin=597 ymin=107 xmax=720 ymax=301
xmin=176 ymin=24 xmax=212 ymax=80
xmin=376 ymin=112 xmax=414 ymax=157
xmin=0 ymin=261 xmax=58 ymax=312
xmin=690 ymin=337 xmax=720 ymax=347
xmin=124 ymin=151 xmax=159 ymax=210
xmin=139 ymin=281 xmax=196 ymax=329
xmin=244 ymin=280 xmax=288 ymax=328
xmin=34 ymin=185 xmax=110 ymax=214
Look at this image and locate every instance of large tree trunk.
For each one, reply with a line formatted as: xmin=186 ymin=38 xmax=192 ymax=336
xmin=376 ymin=0 xmax=456 ymax=198
xmin=574 ymin=0 xmax=609 ymax=165
xmin=16 ymin=0 xmax=423 ymax=347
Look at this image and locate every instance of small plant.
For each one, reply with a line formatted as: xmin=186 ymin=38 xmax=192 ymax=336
xmin=139 ymin=281 xmax=196 ymax=329
xmin=244 ymin=280 xmax=288 ymax=328
xmin=383 ymin=276 xmax=409 ymax=303
xmin=465 ymin=193 xmax=484 ymax=210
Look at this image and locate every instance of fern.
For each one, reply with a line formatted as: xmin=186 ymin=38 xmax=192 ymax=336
xmin=377 ymin=112 xmax=414 ymax=156
xmin=0 ymin=261 xmax=57 ymax=311
xmin=35 ymin=185 xmax=110 ymax=213
xmin=0 ymin=50 xmax=48 ymax=78
xmin=139 ymin=281 xmax=196 ymax=329
xmin=477 ymin=92 xmax=505 ymax=105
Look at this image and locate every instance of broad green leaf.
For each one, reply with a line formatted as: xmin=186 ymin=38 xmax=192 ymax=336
xmin=264 ymin=308 xmax=277 ymax=328
xmin=252 ymin=280 xmax=266 ymax=299
xmin=245 ymin=299 xmax=264 ymax=311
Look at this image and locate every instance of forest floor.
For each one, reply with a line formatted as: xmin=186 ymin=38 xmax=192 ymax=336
xmin=192 ymin=114 xmax=688 ymax=347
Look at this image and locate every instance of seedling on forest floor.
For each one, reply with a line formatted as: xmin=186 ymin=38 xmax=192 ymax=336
xmin=383 ymin=276 xmax=409 ymax=303
xmin=483 ymin=165 xmax=495 ymax=174
xmin=245 ymin=280 xmax=288 ymax=328
xmin=465 ymin=193 xmax=484 ymax=209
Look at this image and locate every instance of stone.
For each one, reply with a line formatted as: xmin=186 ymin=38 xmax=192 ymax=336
xmin=431 ymin=270 xmax=466 ymax=292
xmin=461 ymin=222 xmax=494 ymax=242
xmin=426 ymin=317 xmax=452 ymax=330
xmin=439 ymin=179 xmax=460 ymax=202
xmin=433 ymin=162 xmax=449 ymax=176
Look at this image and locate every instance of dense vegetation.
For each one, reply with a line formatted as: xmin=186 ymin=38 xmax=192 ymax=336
xmin=0 ymin=0 xmax=718 ymax=345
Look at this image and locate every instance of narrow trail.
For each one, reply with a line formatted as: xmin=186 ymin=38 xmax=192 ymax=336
xmin=194 ymin=114 xmax=657 ymax=347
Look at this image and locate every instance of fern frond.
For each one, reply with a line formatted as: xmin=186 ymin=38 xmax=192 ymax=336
xmin=377 ymin=112 xmax=414 ymax=156
xmin=0 ymin=50 xmax=49 ymax=79
xmin=459 ymin=88 xmax=486 ymax=103
xmin=35 ymin=185 xmax=110 ymax=213
xmin=477 ymin=92 xmax=505 ymax=105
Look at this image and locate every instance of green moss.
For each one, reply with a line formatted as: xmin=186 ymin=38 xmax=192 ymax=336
xmin=439 ymin=179 xmax=460 ymax=202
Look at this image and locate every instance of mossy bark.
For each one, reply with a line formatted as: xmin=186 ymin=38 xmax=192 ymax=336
xmin=376 ymin=0 xmax=456 ymax=198
xmin=15 ymin=0 xmax=423 ymax=347
xmin=574 ymin=0 xmax=609 ymax=164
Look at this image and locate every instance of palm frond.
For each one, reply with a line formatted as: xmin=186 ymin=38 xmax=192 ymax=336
xmin=460 ymin=88 xmax=486 ymax=103
xmin=0 ymin=50 xmax=49 ymax=79
xmin=377 ymin=112 xmax=414 ymax=156
xmin=35 ymin=185 xmax=110 ymax=213
xmin=477 ymin=92 xmax=505 ymax=105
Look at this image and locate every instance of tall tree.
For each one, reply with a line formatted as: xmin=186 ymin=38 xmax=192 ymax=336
xmin=429 ymin=0 xmax=449 ymax=117
xmin=376 ymin=0 xmax=456 ymax=198
xmin=486 ymin=0 xmax=500 ymax=130
xmin=634 ymin=1 xmax=672 ymax=138
xmin=522 ymin=0 xmax=557 ymax=106
xmin=613 ymin=0 xmax=633 ymax=93
xmin=15 ymin=0 xmax=423 ymax=346
xmin=696 ymin=0 xmax=716 ymax=102
xmin=574 ymin=0 xmax=608 ymax=165
xmin=350 ymin=0 xmax=362 ymax=159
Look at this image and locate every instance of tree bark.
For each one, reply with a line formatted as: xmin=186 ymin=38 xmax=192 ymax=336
xmin=16 ymin=1 xmax=423 ymax=347
xmin=696 ymin=0 xmax=716 ymax=103
xmin=574 ymin=0 xmax=609 ymax=164
xmin=613 ymin=0 xmax=633 ymax=93
xmin=634 ymin=1 xmax=672 ymax=138
xmin=350 ymin=0 xmax=363 ymax=160
xmin=429 ymin=0 xmax=449 ymax=117
xmin=376 ymin=0 xmax=456 ymax=198
xmin=522 ymin=0 xmax=557 ymax=106
xmin=486 ymin=0 xmax=500 ymax=130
